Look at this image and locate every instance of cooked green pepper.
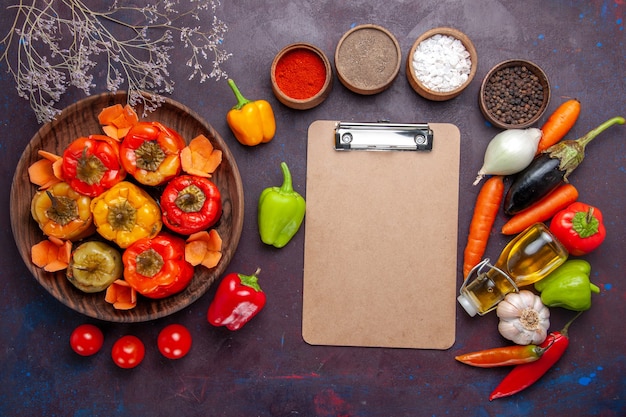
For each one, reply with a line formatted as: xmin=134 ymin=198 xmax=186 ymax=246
xmin=258 ymin=162 xmax=305 ymax=248
xmin=534 ymin=259 xmax=600 ymax=311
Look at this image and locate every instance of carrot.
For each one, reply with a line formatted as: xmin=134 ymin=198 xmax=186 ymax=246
xmin=501 ymin=184 xmax=578 ymax=235
xmin=105 ymin=279 xmax=137 ymax=310
xmin=185 ymin=229 xmax=223 ymax=268
xmin=180 ymin=134 xmax=223 ymax=178
xmin=31 ymin=237 xmax=72 ymax=272
xmin=536 ymin=99 xmax=581 ymax=154
xmin=463 ymin=176 xmax=505 ymax=278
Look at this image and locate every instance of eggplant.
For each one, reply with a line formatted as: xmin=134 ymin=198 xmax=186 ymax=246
xmin=504 ymin=116 xmax=625 ymax=215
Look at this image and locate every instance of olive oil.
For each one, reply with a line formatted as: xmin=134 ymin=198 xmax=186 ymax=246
xmin=458 ymin=223 xmax=568 ymax=316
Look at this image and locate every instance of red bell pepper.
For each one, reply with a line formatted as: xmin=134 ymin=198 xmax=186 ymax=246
xmin=160 ymin=175 xmax=222 ymax=235
xmin=61 ymin=134 xmax=126 ymax=197
xmin=122 ymin=233 xmax=194 ymax=299
xmin=207 ymin=268 xmax=266 ymax=331
xmin=549 ymin=202 xmax=606 ymax=256
xmin=120 ymin=121 xmax=186 ymax=186
xmin=489 ymin=313 xmax=580 ymax=400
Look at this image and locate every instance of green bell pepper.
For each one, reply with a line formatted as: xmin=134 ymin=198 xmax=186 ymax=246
xmin=534 ymin=259 xmax=600 ymax=311
xmin=258 ymin=162 xmax=306 ymax=248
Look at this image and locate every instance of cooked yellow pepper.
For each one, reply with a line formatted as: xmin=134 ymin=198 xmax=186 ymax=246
xmin=226 ymin=79 xmax=276 ymax=146
xmin=90 ymin=181 xmax=162 ymax=248
xmin=31 ymin=181 xmax=95 ymax=241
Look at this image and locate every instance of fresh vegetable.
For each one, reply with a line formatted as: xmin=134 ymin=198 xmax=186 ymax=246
xmin=504 ymin=116 xmax=625 ymax=215
xmin=157 ymin=324 xmax=192 ymax=360
xmin=473 ymin=128 xmax=542 ymax=185
xmin=122 ymin=233 xmax=194 ymax=299
xmin=185 ymin=230 xmax=223 ymax=269
xmin=258 ymin=162 xmax=306 ymax=248
xmin=98 ymin=103 xmax=139 ymax=140
xmin=120 ymin=121 xmax=186 ymax=186
xmin=31 ymin=181 xmax=95 ymax=241
xmin=70 ymin=324 xmax=104 ymax=357
xmin=455 ymin=344 xmax=548 ymax=368
xmin=111 ymin=335 xmax=145 ymax=369
xmin=207 ymin=268 xmax=267 ymax=331
xmin=67 ymin=241 xmax=123 ymax=293
xmin=489 ymin=313 xmax=580 ymax=400
xmin=496 ymin=290 xmax=550 ymax=345
xmin=180 ymin=134 xmax=223 ymax=178
xmin=549 ymin=202 xmax=606 ymax=256
xmin=90 ymin=181 xmax=162 ymax=248
xmin=534 ymin=260 xmax=600 ymax=311
xmin=536 ymin=99 xmax=581 ymax=154
xmin=501 ymin=184 xmax=578 ymax=235
xmin=61 ymin=134 xmax=126 ymax=197
xmin=160 ymin=174 xmax=222 ymax=235
xmin=462 ymin=176 xmax=504 ymax=278
xmin=28 ymin=150 xmax=63 ymax=190
xmin=104 ymin=279 xmax=137 ymax=310
xmin=226 ymin=79 xmax=276 ymax=146
xmin=31 ymin=236 xmax=72 ymax=272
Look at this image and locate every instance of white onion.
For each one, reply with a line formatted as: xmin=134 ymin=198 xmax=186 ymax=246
xmin=473 ymin=128 xmax=542 ymax=185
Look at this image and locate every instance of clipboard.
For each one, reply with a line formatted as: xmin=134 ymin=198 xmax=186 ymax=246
xmin=302 ymin=120 xmax=461 ymax=350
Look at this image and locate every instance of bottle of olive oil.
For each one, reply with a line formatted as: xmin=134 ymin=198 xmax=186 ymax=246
xmin=458 ymin=223 xmax=568 ymax=317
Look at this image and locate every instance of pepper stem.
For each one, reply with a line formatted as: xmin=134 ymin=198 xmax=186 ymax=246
xmin=279 ymin=162 xmax=294 ymax=194
xmin=238 ymin=268 xmax=263 ymax=292
xmin=228 ymin=79 xmax=251 ymax=110
xmin=560 ymin=311 xmax=583 ymax=338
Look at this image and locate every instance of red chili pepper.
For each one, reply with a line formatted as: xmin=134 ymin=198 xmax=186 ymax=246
xmin=61 ymin=134 xmax=126 ymax=197
xmin=455 ymin=344 xmax=549 ymax=368
xmin=207 ymin=268 xmax=266 ymax=331
xmin=160 ymin=174 xmax=222 ymax=235
xmin=489 ymin=313 xmax=581 ymax=400
xmin=120 ymin=121 xmax=186 ymax=186
xmin=549 ymin=202 xmax=606 ymax=256
xmin=122 ymin=233 xmax=194 ymax=299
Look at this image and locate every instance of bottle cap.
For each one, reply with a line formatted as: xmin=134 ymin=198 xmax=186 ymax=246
xmin=457 ymin=293 xmax=478 ymax=317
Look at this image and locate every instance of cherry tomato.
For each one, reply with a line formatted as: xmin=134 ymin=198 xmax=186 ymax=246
xmin=111 ymin=335 xmax=145 ymax=369
xmin=157 ymin=324 xmax=192 ymax=360
xmin=70 ymin=324 xmax=104 ymax=356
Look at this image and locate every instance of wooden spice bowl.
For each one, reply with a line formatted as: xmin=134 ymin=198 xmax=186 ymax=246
xmin=406 ymin=27 xmax=478 ymax=101
xmin=479 ymin=59 xmax=551 ymax=129
xmin=335 ymin=24 xmax=401 ymax=95
xmin=270 ymin=43 xmax=333 ymax=110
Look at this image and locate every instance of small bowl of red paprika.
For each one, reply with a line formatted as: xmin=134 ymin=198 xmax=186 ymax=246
xmin=271 ymin=43 xmax=333 ymax=110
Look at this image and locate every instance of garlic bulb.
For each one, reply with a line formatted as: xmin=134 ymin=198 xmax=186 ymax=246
xmin=496 ymin=290 xmax=550 ymax=345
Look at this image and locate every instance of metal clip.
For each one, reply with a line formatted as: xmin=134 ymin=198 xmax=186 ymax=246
xmin=334 ymin=122 xmax=433 ymax=151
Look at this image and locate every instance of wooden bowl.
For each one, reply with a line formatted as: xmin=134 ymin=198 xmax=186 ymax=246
xmin=335 ymin=24 xmax=401 ymax=95
xmin=407 ymin=27 xmax=477 ymax=101
xmin=479 ymin=59 xmax=551 ymax=129
xmin=271 ymin=43 xmax=333 ymax=110
xmin=10 ymin=92 xmax=244 ymax=322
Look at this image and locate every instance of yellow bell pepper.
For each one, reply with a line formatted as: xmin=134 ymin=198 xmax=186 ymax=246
xmin=90 ymin=181 xmax=162 ymax=248
xmin=226 ymin=79 xmax=276 ymax=146
xmin=30 ymin=181 xmax=95 ymax=241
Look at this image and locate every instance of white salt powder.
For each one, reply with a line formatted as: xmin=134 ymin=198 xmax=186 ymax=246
xmin=412 ymin=34 xmax=472 ymax=92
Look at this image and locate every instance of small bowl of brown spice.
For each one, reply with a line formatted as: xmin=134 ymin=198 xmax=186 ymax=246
xmin=479 ymin=59 xmax=551 ymax=129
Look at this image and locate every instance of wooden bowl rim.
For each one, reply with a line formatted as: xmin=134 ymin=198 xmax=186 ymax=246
xmin=478 ymin=58 xmax=551 ymax=129
xmin=270 ymin=42 xmax=333 ymax=110
xmin=406 ymin=27 xmax=478 ymax=101
xmin=10 ymin=92 xmax=244 ymax=322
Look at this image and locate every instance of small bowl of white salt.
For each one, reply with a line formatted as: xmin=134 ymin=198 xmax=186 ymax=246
xmin=407 ymin=27 xmax=477 ymax=101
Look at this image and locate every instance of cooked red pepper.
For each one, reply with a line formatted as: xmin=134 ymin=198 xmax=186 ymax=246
xmin=455 ymin=344 xmax=549 ymax=368
xmin=549 ymin=202 xmax=606 ymax=256
xmin=489 ymin=313 xmax=581 ymax=400
xmin=160 ymin=175 xmax=222 ymax=235
xmin=122 ymin=233 xmax=194 ymax=299
xmin=61 ymin=134 xmax=126 ymax=197
xmin=207 ymin=268 xmax=266 ymax=331
xmin=120 ymin=121 xmax=186 ymax=186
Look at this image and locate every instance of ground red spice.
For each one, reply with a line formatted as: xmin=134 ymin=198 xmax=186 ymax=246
xmin=275 ymin=49 xmax=326 ymax=100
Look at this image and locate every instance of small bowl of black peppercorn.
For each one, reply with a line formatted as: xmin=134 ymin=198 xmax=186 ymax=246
xmin=479 ymin=59 xmax=551 ymax=129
